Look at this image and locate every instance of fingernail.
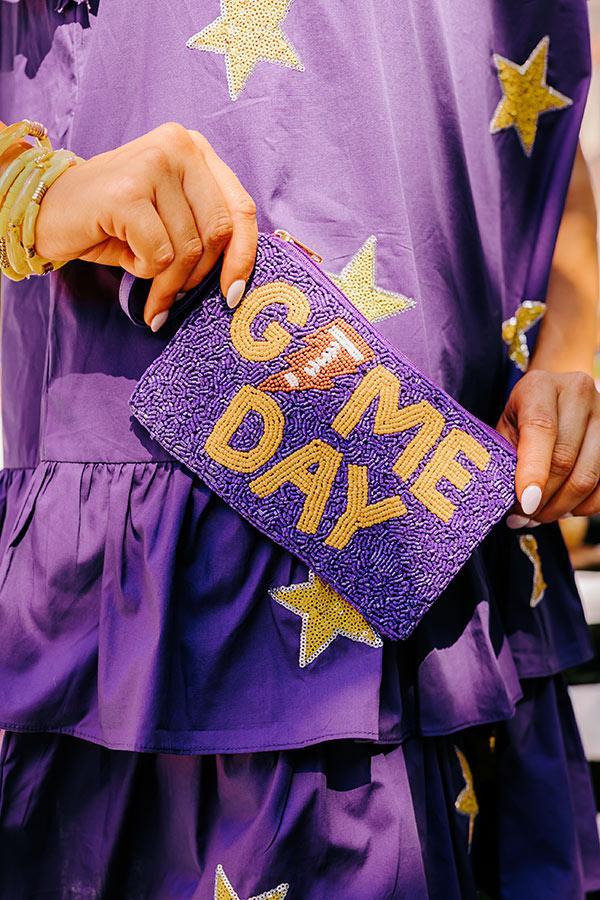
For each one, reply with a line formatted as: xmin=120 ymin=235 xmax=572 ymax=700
xmin=520 ymin=484 xmax=542 ymax=516
xmin=226 ymin=279 xmax=246 ymax=309
xmin=528 ymin=519 xmax=541 ymax=528
xmin=507 ymin=514 xmax=531 ymax=529
xmin=150 ymin=310 xmax=169 ymax=332
xmin=560 ymin=512 xmax=574 ymax=520
xmin=175 ymin=291 xmax=186 ymax=302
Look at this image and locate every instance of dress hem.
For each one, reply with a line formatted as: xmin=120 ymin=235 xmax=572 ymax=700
xmin=0 ymin=700 xmax=528 ymax=755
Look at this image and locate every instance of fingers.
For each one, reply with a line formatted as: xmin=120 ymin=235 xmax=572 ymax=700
xmin=509 ymin=372 xmax=558 ymax=516
xmin=572 ymin=483 xmax=600 ymax=518
xmin=532 ymin=374 xmax=597 ymax=521
xmin=141 ymin=129 xmax=258 ymax=328
xmin=122 ymin=199 xmax=175 ymax=278
xmin=536 ymin=417 xmax=600 ymax=520
xmin=177 ymin=151 xmax=235 ymax=292
xmin=500 ymin=371 xmax=600 ymax=528
xmin=189 ymin=131 xmax=258 ymax=305
xmin=109 ymin=124 xmax=258 ymax=329
xmin=143 ymin=161 xmax=207 ymax=328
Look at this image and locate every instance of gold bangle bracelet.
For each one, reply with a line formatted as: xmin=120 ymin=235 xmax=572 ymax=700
xmin=21 ymin=150 xmax=79 ymax=274
xmin=0 ymin=120 xmax=52 ymax=161
xmin=0 ymin=152 xmax=53 ymax=280
xmin=0 ymin=119 xmax=86 ymax=280
xmin=0 ymin=243 xmax=25 ymax=281
xmin=5 ymin=158 xmax=52 ymax=273
xmin=0 ymin=151 xmax=52 ymax=237
xmin=5 ymin=150 xmax=79 ymax=278
xmin=0 ymin=146 xmax=50 ymax=207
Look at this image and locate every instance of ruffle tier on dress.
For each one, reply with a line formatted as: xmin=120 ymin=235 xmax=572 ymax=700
xmin=2 ymin=673 xmax=597 ymax=899
xmin=0 ymin=457 xmax=591 ymax=755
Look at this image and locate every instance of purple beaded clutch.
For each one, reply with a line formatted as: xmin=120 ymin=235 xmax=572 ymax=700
xmin=129 ymin=232 xmax=516 ymax=639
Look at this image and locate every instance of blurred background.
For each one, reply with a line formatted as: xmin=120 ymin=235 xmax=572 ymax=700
xmin=565 ymin=0 xmax=600 ymax=842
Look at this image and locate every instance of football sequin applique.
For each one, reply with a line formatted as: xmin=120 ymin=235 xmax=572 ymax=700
xmin=187 ymin=0 xmax=304 ymax=101
xmin=490 ymin=36 xmax=572 ymax=157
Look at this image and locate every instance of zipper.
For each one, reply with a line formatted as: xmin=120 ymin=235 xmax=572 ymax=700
xmin=273 ymin=229 xmax=323 ymax=264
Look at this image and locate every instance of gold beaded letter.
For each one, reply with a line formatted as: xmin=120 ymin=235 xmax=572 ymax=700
xmin=250 ymin=438 xmax=342 ymax=534
xmin=204 ymin=385 xmax=285 ymax=474
xmin=410 ymin=429 xmax=491 ymax=523
xmin=230 ymin=281 xmax=311 ymax=363
xmin=325 ymin=465 xmax=407 ymax=550
xmin=332 ymin=365 xmax=445 ymax=481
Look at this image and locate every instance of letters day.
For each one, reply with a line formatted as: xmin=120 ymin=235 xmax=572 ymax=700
xmin=204 ymin=281 xmax=491 ymax=551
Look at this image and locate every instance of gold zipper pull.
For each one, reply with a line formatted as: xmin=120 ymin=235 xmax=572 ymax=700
xmin=274 ymin=229 xmax=323 ymax=264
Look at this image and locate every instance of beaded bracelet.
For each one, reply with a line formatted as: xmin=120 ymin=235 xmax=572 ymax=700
xmin=0 ymin=119 xmax=84 ymax=280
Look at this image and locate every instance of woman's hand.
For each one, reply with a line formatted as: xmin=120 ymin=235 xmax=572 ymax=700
xmin=496 ymin=369 xmax=600 ymax=527
xmin=33 ymin=122 xmax=258 ymax=329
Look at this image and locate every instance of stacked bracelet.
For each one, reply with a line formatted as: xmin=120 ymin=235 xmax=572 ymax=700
xmin=0 ymin=119 xmax=83 ymax=281
xmin=0 ymin=119 xmax=52 ymax=158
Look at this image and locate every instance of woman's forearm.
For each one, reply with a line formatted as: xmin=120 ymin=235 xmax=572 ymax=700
xmin=530 ymin=144 xmax=599 ymax=377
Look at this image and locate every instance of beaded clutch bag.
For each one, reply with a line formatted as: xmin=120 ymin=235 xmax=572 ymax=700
xmin=129 ymin=232 xmax=516 ymax=640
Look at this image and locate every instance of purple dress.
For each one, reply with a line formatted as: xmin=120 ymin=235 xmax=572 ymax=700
xmin=0 ymin=0 xmax=598 ymax=896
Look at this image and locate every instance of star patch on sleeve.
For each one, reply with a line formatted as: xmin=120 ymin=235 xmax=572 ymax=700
xmin=215 ymin=864 xmax=289 ymax=900
xmin=502 ymin=300 xmax=546 ymax=371
xmin=187 ymin=0 xmax=304 ymax=101
xmin=519 ymin=534 xmax=547 ymax=607
xmin=327 ymin=236 xmax=415 ymax=324
xmin=454 ymin=747 xmax=479 ymax=850
xmin=271 ymin=571 xmax=382 ymax=667
xmin=490 ymin=36 xmax=572 ymax=157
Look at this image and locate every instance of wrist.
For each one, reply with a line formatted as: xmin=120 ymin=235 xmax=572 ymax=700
xmin=0 ymin=120 xmax=79 ymax=280
xmin=528 ymin=310 xmax=597 ymax=378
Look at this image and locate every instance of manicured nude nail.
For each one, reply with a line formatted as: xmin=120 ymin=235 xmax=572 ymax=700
xmin=226 ymin=279 xmax=246 ymax=309
xmin=150 ymin=310 xmax=169 ymax=332
xmin=560 ymin=513 xmax=574 ymax=520
xmin=175 ymin=291 xmax=186 ymax=302
xmin=507 ymin=514 xmax=530 ymax=529
xmin=520 ymin=484 xmax=542 ymax=516
xmin=528 ymin=520 xmax=541 ymax=528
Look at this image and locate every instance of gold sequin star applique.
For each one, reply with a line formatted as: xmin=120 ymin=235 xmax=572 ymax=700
xmin=327 ymin=236 xmax=415 ymax=324
xmin=186 ymin=0 xmax=304 ymax=101
xmin=215 ymin=864 xmax=289 ymax=900
xmin=502 ymin=300 xmax=546 ymax=371
xmin=454 ymin=747 xmax=479 ymax=850
xmin=490 ymin=36 xmax=573 ymax=157
xmin=271 ymin=571 xmax=382 ymax=667
xmin=519 ymin=534 xmax=547 ymax=607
